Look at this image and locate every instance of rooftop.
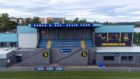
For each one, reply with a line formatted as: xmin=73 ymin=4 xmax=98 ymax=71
xmin=96 ymin=46 xmax=140 ymax=53
xmin=0 ymin=48 xmax=17 ymax=58
xmin=95 ymin=25 xmax=134 ymax=33
xmin=0 ymin=33 xmax=17 ymax=42
xmin=14 ymin=48 xmax=43 ymax=52
xmin=134 ymin=28 xmax=140 ymax=32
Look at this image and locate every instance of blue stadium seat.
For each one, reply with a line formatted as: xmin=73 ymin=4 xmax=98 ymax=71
xmin=38 ymin=39 xmax=47 ymax=48
xmin=85 ymin=39 xmax=94 ymax=48
xmin=38 ymin=39 xmax=94 ymax=48
xmin=51 ymin=40 xmax=81 ymax=48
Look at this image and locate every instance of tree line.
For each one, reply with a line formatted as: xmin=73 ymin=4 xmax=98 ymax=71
xmin=0 ymin=13 xmax=41 ymax=32
xmin=0 ymin=13 xmax=17 ymax=32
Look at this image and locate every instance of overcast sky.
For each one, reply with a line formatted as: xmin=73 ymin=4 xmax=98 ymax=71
xmin=0 ymin=0 xmax=140 ymax=22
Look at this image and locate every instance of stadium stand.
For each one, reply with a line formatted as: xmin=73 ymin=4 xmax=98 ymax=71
xmin=38 ymin=39 xmax=94 ymax=48
xmin=51 ymin=40 xmax=81 ymax=48
xmin=47 ymin=40 xmax=51 ymax=48
xmin=80 ymin=40 xmax=86 ymax=49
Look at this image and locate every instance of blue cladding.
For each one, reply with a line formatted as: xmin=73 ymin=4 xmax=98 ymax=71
xmin=17 ymin=25 xmax=37 ymax=33
xmin=0 ymin=33 xmax=17 ymax=42
xmin=95 ymin=25 xmax=134 ymax=33
xmin=31 ymin=24 xmax=101 ymax=28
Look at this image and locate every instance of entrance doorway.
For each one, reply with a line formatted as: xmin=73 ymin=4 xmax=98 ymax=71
xmin=16 ymin=54 xmax=22 ymax=63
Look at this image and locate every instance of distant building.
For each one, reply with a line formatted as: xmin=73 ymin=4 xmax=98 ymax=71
xmin=39 ymin=18 xmax=48 ymax=24
xmin=10 ymin=17 xmax=65 ymax=24
xmin=39 ymin=17 xmax=65 ymax=24
xmin=10 ymin=17 xmax=18 ymax=23
xmin=47 ymin=17 xmax=65 ymax=24
xmin=18 ymin=18 xmax=32 ymax=25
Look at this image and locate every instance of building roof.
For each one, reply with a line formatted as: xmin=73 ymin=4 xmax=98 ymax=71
xmin=95 ymin=25 xmax=134 ymax=33
xmin=17 ymin=25 xmax=37 ymax=33
xmin=14 ymin=48 xmax=42 ymax=52
xmin=0 ymin=48 xmax=17 ymax=58
xmin=96 ymin=46 xmax=140 ymax=53
xmin=134 ymin=28 xmax=140 ymax=32
xmin=0 ymin=33 xmax=17 ymax=42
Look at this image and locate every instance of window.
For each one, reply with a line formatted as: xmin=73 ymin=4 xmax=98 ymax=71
xmin=121 ymin=56 xmax=133 ymax=61
xmin=1 ymin=43 xmax=6 ymax=47
xmin=104 ymin=56 xmax=114 ymax=61
xmin=10 ymin=42 xmax=16 ymax=47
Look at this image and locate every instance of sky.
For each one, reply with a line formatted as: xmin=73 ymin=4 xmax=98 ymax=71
xmin=0 ymin=0 xmax=140 ymax=22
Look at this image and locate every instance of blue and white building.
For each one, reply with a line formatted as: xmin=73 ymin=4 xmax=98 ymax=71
xmin=0 ymin=23 xmax=139 ymax=67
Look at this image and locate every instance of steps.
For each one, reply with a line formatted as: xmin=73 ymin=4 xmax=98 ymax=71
xmin=81 ymin=40 xmax=86 ymax=49
xmin=55 ymin=48 xmax=82 ymax=63
xmin=47 ymin=40 xmax=52 ymax=48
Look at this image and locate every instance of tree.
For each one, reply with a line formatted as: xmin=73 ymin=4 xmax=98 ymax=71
xmin=0 ymin=13 xmax=17 ymax=32
xmin=2 ymin=13 xmax=9 ymax=20
xmin=25 ymin=18 xmax=32 ymax=25
xmin=0 ymin=13 xmax=9 ymax=28
xmin=65 ymin=20 xmax=73 ymax=24
xmin=93 ymin=21 xmax=99 ymax=23
xmin=31 ymin=17 xmax=41 ymax=24
xmin=78 ymin=19 xmax=87 ymax=23
xmin=73 ymin=17 xmax=79 ymax=23
xmin=133 ymin=33 xmax=140 ymax=46
xmin=47 ymin=19 xmax=54 ymax=24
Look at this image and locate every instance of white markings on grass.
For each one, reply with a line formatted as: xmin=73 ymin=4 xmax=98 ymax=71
xmin=2 ymin=77 xmax=140 ymax=79
xmin=1 ymin=77 xmax=122 ymax=79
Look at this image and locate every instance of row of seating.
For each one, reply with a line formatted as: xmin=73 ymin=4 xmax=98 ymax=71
xmin=38 ymin=39 xmax=94 ymax=48
xmin=51 ymin=40 xmax=81 ymax=48
xmin=85 ymin=40 xmax=94 ymax=47
xmin=38 ymin=39 xmax=47 ymax=48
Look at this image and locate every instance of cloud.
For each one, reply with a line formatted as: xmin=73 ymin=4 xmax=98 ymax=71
xmin=0 ymin=0 xmax=140 ymax=22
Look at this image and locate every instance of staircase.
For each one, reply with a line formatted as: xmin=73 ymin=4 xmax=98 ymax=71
xmin=11 ymin=49 xmax=46 ymax=67
xmin=81 ymin=40 xmax=86 ymax=49
xmin=47 ymin=40 xmax=51 ymax=48
xmin=55 ymin=48 xmax=82 ymax=63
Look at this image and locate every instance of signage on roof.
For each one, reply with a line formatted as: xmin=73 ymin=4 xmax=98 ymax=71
xmin=31 ymin=24 xmax=96 ymax=28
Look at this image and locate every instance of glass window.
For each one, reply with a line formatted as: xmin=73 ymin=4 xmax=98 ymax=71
xmin=104 ymin=56 xmax=114 ymax=61
xmin=1 ymin=43 xmax=6 ymax=47
xmin=10 ymin=42 xmax=16 ymax=47
xmin=121 ymin=56 xmax=133 ymax=61
xmin=121 ymin=56 xmax=127 ymax=61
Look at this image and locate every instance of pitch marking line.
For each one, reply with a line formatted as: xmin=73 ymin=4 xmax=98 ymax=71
xmin=0 ymin=77 xmax=122 ymax=79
